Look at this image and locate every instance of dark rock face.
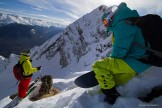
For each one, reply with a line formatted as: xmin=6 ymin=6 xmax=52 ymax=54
xmin=30 ymin=75 xmax=59 ymax=101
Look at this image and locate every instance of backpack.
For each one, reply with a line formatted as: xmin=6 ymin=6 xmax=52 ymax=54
xmin=13 ymin=60 xmax=26 ymax=80
xmin=125 ymin=14 xmax=162 ymax=67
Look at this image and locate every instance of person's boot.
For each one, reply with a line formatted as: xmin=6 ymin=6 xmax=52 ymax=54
xmin=102 ymin=87 xmax=120 ymax=105
xmin=10 ymin=93 xmax=18 ymax=99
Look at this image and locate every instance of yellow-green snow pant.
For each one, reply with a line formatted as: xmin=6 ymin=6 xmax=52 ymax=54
xmin=92 ymin=57 xmax=136 ymax=89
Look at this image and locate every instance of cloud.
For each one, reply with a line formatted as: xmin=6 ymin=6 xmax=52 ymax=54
xmin=17 ymin=0 xmax=101 ymax=20
xmin=121 ymin=0 xmax=162 ymax=15
xmin=17 ymin=0 xmax=77 ymax=19
xmin=30 ymin=14 xmax=72 ymax=25
xmin=18 ymin=0 xmax=59 ymax=11
xmin=18 ymin=0 xmax=162 ymax=18
xmin=6 ymin=0 xmax=162 ymax=25
xmin=55 ymin=0 xmax=101 ymax=18
xmin=31 ymin=7 xmax=43 ymax=11
xmin=102 ymin=1 xmax=162 ymax=17
xmin=0 ymin=8 xmax=21 ymax=15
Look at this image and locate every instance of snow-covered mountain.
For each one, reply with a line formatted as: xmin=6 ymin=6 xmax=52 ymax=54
xmin=0 ymin=13 xmax=66 ymax=28
xmin=0 ymin=13 xmax=65 ymax=57
xmin=0 ymin=5 xmax=162 ymax=108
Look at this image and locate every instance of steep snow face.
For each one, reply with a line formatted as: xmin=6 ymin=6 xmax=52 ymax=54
xmin=0 ymin=13 xmax=66 ymax=28
xmin=30 ymin=7 xmax=112 ymax=78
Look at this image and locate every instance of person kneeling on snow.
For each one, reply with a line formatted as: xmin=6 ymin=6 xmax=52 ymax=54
xmin=18 ymin=50 xmax=42 ymax=99
xmin=92 ymin=2 xmax=151 ymax=105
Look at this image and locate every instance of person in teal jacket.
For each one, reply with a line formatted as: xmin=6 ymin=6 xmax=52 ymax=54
xmin=92 ymin=2 xmax=151 ymax=104
xmin=108 ymin=3 xmax=150 ymax=74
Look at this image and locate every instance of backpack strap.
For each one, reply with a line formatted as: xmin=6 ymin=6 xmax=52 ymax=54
xmin=19 ymin=59 xmax=28 ymax=65
xmin=134 ymin=42 xmax=162 ymax=58
xmin=124 ymin=17 xmax=140 ymax=25
xmin=21 ymin=59 xmax=33 ymax=78
xmin=18 ymin=59 xmax=28 ymax=80
xmin=124 ymin=17 xmax=149 ymax=47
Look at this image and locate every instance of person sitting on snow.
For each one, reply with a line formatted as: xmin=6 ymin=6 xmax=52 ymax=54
xmin=18 ymin=49 xmax=42 ymax=100
xmin=92 ymin=2 xmax=151 ymax=105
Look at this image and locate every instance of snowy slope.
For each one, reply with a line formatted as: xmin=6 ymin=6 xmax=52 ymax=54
xmin=0 ymin=5 xmax=162 ymax=108
xmin=0 ymin=68 xmax=162 ymax=108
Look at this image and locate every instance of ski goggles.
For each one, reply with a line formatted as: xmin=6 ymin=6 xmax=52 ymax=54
xmin=102 ymin=18 xmax=109 ymax=27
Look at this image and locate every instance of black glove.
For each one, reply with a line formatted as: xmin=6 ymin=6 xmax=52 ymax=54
xmin=30 ymin=59 xmax=32 ymax=62
xmin=102 ymin=87 xmax=120 ymax=105
xmin=37 ymin=66 xmax=42 ymax=70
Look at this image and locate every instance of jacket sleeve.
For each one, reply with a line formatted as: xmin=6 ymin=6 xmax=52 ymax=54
xmin=110 ymin=21 xmax=135 ymax=58
xmin=23 ymin=60 xmax=38 ymax=76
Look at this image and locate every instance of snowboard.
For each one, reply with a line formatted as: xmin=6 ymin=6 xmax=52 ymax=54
xmin=4 ymin=76 xmax=42 ymax=108
xmin=74 ymin=71 xmax=99 ymax=88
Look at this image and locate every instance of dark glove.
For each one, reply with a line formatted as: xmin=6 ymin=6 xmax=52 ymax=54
xmin=30 ymin=59 xmax=32 ymax=62
xmin=37 ymin=66 xmax=42 ymax=70
xmin=102 ymin=87 xmax=120 ymax=105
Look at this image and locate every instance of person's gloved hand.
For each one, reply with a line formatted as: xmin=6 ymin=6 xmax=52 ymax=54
xmin=30 ymin=59 xmax=32 ymax=62
xmin=37 ymin=66 xmax=42 ymax=70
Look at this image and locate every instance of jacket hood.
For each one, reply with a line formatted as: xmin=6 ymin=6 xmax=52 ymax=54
xmin=19 ymin=54 xmax=30 ymax=64
xmin=111 ymin=2 xmax=139 ymax=27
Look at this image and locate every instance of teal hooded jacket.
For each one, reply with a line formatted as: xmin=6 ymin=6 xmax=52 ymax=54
xmin=107 ymin=3 xmax=151 ymax=73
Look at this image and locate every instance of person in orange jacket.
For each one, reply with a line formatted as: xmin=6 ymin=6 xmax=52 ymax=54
xmin=18 ymin=50 xmax=41 ymax=99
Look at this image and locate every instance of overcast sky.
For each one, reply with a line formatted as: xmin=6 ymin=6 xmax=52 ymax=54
xmin=0 ymin=0 xmax=162 ymax=25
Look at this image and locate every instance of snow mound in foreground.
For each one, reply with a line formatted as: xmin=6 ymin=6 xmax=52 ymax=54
xmin=0 ymin=66 xmax=162 ymax=108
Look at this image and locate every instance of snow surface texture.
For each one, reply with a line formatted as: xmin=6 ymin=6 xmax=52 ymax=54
xmin=0 ymin=68 xmax=162 ymax=108
xmin=0 ymin=5 xmax=162 ymax=108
